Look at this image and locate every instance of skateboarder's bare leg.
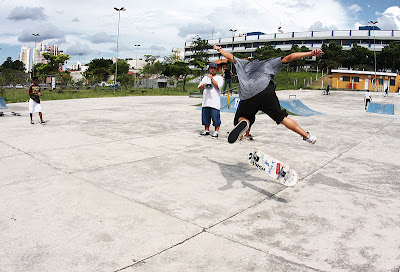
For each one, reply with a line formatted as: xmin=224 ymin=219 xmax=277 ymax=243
xmin=204 ymin=125 xmax=210 ymax=131
xmin=215 ymin=126 xmax=220 ymax=132
xmin=280 ymin=117 xmax=308 ymax=138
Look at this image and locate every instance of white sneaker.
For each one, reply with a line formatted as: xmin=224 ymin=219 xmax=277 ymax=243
xmin=303 ymin=132 xmax=317 ymax=144
xmin=211 ymin=131 xmax=219 ymax=138
xmin=200 ymin=130 xmax=210 ymax=136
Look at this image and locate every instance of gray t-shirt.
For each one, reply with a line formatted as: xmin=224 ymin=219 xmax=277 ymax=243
xmin=234 ymin=56 xmax=287 ymax=100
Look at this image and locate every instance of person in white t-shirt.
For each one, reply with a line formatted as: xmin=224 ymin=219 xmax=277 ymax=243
xmin=365 ymin=90 xmax=372 ymax=110
xmin=198 ymin=62 xmax=224 ymax=138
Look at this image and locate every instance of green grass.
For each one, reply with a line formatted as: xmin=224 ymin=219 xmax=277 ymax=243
xmin=1 ymin=84 xmax=201 ymax=104
xmin=1 ymin=71 xmax=319 ymax=104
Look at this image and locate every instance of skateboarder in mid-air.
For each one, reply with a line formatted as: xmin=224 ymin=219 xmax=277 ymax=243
xmin=213 ymin=45 xmax=323 ymax=144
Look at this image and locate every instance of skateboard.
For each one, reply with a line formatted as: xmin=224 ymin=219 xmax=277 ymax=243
xmin=248 ymin=148 xmax=299 ymax=187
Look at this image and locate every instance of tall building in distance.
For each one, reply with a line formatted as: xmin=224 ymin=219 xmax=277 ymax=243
xmin=18 ymin=45 xmax=31 ymax=72
xmin=18 ymin=43 xmax=64 ymax=73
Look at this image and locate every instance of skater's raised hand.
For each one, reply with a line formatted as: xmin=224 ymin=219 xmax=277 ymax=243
xmin=310 ymin=49 xmax=324 ymax=57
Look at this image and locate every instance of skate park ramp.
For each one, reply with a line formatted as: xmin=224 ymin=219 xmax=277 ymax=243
xmin=279 ymin=99 xmax=321 ymax=116
xmin=0 ymin=97 xmax=7 ymax=110
xmin=220 ymin=96 xmax=238 ymax=113
xmin=196 ymin=96 xmax=239 ymax=113
xmin=367 ymin=102 xmax=394 ymax=115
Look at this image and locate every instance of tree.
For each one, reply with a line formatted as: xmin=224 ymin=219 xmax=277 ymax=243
xmin=317 ymin=41 xmax=343 ymax=71
xmin=141 ymin=56 xmax=164 ymax=77
xmin=109 ymin=59 xmax=130 ymax=77
xmin=252 ymin=44 xmax=284 ymax=60
xmin=0 ymin=57 xmax=27 ymax=86
xmin=83 ymin=58 xmax=113 ymax=83
xmin=162 ymin=61 xmax=192 ymax=91
xmin=41 ymin=52 xmax=70 ymax=73
xmin=189 ymin=36 xmax=211 ymax=69
xmin=0 ymin=57 xmax=25 ymax=72
xmin=342 ymin=44 xmax=373 ymax=69
xmin=117 ymin=74 xmax=135 ymax=89
xmin=287 ymin=45 xmax=310 ymax=70
xmin=378 ymin=42 xmax=400 ymax=72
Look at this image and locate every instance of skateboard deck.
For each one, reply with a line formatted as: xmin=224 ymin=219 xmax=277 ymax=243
xmin=248 ymin=148 xmax=299 ymax=187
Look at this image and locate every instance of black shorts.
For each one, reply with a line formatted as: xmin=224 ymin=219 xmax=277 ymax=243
xmin=234 ymin=82 xmax=288 ymax=126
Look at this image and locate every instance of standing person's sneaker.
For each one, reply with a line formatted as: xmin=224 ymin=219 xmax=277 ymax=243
xmin=211 ymin=131 xmax=218 ymax=138
xmin=40 ymin=121 xmax=46 ymax=125
xmin=303 ymin=132 xmax=317 ymax=144
xmin=31 ymin=120 xmax=34 ymax=124
xmin=228 ymin=120 xmax=249 ymax=144
xmin=200 ymin=130 xmax=210 ymax=136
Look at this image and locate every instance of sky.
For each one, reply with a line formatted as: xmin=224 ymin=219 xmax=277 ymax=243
xmin=0 ymin=0 xmax=399 ymax=67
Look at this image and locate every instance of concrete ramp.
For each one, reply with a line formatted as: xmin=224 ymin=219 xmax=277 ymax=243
xmin=0 ymin=97 xmax=8 ymax=110
xmin=280 ymin=99 xmax=321 ymax=116
xmin=0 ymin=97 xmax=7 ymax=110
xmin=367 ymin=102 xmax=394 ymax=115
xmin=220 ymin=96 xmax=238 ymax=113
xmin=196 ymin=96 xmax=239 ymax=113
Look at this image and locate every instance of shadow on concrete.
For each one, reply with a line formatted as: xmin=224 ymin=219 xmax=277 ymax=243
xmin=206 ymin=157 xmax=288 ymax=203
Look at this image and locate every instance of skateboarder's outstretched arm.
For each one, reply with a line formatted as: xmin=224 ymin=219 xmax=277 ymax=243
xmin=281 ymin=49 xmax=323 ymax=64
xmin=213 ymin=45 xmax=235 ymax=63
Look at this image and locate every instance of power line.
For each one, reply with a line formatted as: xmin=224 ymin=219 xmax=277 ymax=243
xmin=250 ymin=0 xmax=282 ymax=30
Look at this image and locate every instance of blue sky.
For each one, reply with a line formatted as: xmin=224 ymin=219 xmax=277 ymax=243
xmin=0 ymin=0 xmax=399 ymax=67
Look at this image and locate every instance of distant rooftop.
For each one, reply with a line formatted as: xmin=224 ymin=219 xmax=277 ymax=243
xmin=359 ymin=26 xmax=381 ymax=31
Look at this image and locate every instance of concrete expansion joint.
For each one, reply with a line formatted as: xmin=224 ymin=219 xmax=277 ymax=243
xmin=301 ymin=118 xmax=396 ymax=181
xmin=114 ymin=230 xmax=205 ymax=272
xmin=202 ymin=228 xmax=324 ymax=272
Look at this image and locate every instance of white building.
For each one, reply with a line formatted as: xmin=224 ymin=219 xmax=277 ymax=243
xmin=171 ymin=48 xmax=184 ymax=61
xmin=69 ymin=65 xmax=89 ymax=82
xmin=67 ymin=61 xmax=82 ymax=71
xmin=126 ymin=59 xmax=146 ymax=74
xmin=184 ymin=27 xmax=400 ymax=62
xmin=18 ymin=45 xmax=31 ymax=72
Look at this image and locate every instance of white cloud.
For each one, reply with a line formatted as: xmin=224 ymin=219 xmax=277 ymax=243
xmin=65 ymin=42 xmax=93 ymax=55
xmin=377 ymin=6 xmax=400 ymax=30
xmin=17 ymin=23 xmax=65 ymax=42
xmin=0 ymin=0 xmax=385 ymax=65
xmin=349 ymin=4 xmax=362 ymax=13
xmin=308 ymin=21 xmax=338 ymax=31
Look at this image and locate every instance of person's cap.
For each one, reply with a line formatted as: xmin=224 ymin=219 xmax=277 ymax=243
xmin=209 ymin=63 xmax=218 ymax=68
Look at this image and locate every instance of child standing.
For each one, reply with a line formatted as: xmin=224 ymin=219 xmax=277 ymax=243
xmin=198 ymin=63 xmax=224 ymax=138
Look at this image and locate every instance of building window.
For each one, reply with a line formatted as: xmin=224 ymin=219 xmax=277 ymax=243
xmin=390 ymin=79 xmax=395 ymax=86
xmin=342 ymin=76 xmax=350 ymax=82
xmin=379 ymin=78 xmax=383 ymax=85
xmin=352 ymin=77 xmax=360 ymax=82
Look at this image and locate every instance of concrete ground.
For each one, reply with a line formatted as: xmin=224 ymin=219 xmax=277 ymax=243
xmin=1 ymin=90 xmax=400 ymax=272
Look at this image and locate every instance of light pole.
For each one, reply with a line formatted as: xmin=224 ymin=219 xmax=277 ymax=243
xmin=32 ymin=33 xmax=40 ymax=77
xmin=77 ymin=52 xmax=83 ymax=70
xmin=114 ymin=7 xmax=126 ymax=93
xmin=134 ymin=44 xmax=140 ymax=83
xmin=369 ymin=21 xmax=378 ymax=91
xmin=228 ymin=29 xmax=237 ymax=109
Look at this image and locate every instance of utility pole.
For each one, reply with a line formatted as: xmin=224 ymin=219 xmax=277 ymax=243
xmin=32 ymin=33 xmax=40 ymax=77
xmin=114 ymin=7 xmax=126 ymax=93
xmin=369 ymin=21 xmax=378 ymax=91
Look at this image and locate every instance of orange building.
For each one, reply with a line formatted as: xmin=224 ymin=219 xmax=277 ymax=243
xmin=331 ymin=69 xmax=400 ymax=92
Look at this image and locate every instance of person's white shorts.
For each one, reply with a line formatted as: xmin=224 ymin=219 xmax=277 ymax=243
xmin=29 ymin=98 xmax=42 ymax=113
